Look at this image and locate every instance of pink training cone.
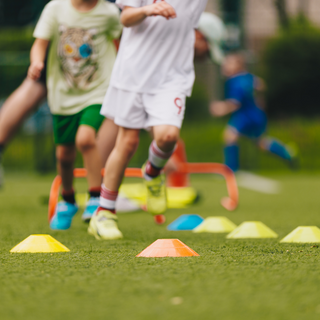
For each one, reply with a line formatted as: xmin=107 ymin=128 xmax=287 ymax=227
xmin=136 ymin=239 xmax=200 ymax=257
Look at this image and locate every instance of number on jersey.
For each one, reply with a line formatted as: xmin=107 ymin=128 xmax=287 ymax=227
xmin=174 ymin=98 xmax=183 ymax=115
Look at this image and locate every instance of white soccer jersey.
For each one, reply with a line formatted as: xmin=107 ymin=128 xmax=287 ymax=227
xmin=111 ymin=0 xmax=208 ymax=96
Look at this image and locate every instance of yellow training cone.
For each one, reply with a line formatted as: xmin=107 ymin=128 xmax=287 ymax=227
xmin=193 ymin=217 xmax=237 ymax=233
xmin=226 ymin=221 xmax=278 ymax=239
xmin=280 ymin=226 xmax=320 ymax=243
xmin=10 ymin=235 xmax=70 ymax=253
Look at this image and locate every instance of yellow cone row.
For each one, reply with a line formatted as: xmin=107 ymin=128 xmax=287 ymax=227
xmin=9 ymin=224 xmax=320 ymax=254
xmin=192 ymin=217 xmax=320 ymax=243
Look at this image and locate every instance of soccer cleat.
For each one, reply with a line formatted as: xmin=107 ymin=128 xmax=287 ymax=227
xmin=143 ymin=170 xmax=167 ymax=215
xmin=88 ymin=210 xmax=123 ymax=240
xmin=50 ymin=201 xmax=78 ymax=230
xmin=82 ymin=197 xmax=100 ymax=223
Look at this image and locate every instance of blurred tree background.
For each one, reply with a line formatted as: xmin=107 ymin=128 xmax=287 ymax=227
xmin=261 ymin=0 xmax=320 ymax=117
xmin=0 ymin=0 xmax=49 ymax=26
xmin=263 ymin=16 xmax=320 ymax=117
xmin=0 ymin=0 xmax=50 ymax=98
xmin=2 ymin=0 xmax=320 ymax=173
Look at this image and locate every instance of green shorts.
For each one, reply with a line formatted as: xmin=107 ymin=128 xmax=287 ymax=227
xmin=52 ymin=104 xmax=105 ymax=145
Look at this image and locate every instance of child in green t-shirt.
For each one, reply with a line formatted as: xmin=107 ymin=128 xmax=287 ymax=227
xmin=28 ymin=0 xmax=122 ymax=230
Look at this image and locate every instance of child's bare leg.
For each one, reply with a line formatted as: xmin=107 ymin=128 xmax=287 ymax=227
xmin=223 ymin=127 xmax=240 ymax=172
xmin=88 ymin=127 xmax=135 ymax=239
xmin=103 ymin=127 xmax=140 ymax=192
xmin=76 ymin=125 xmax=102 ymax=189
xmin=153 ymin=125 xmax=179 ymax=152
xmin=96 ymin=118 xmax=119 ymax=165
xmin=51 ymin=145 xmax=78 ymax=230
xmin=0 ymin=78 xmax=47 ymax=145
xmin=56 ymin=145 xmax=76 ymax=192
xmin=137 ymin=125 xmax=179 ymax=216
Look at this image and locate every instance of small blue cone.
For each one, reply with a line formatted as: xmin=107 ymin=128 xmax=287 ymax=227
xmin=167 ymin=214 xmax=204 ymax=231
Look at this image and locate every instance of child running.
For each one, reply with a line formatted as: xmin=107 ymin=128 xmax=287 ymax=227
xmin=210 ymin=53 xmax=297 ymax=172
xmin=28 ymin=0 xmax=122 ymax=229
xmin=88 ymin=0 xmax=208 ymax=240
xmin=0 ymin=0 xmax=119 ymax=189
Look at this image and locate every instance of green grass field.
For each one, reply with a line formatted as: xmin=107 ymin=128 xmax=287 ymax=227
xmin=1 ymin=172 xmax=320 ymax=320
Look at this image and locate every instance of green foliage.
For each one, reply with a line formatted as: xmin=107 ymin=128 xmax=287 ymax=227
xmin=4 ymin=118 xmax=320 ymax=172
xmin=0 ymin=27 xmax=34 ymax=51
xmin=184 ymin=81 xmax=210 ymax=121
xmin=263 ymin=16 xmax=320 ymax=116
xmin=2 ymin=173 xmax=320 ymax=319
xmin=0 ymin=65 xmax=29 ymax=98
xmin=0 ymin=28 xmax=34 ymax=98
xmin=0 ymin=0 xmax=50 ymax=26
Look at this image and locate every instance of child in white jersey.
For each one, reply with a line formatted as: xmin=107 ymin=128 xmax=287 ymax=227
xmin=88 ymin=0 xmax=208 ymax=240
xmin=29 ymin=0 xmax=121 ymax=230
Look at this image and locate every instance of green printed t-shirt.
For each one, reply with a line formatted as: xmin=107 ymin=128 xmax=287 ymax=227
xmin=33 ymin=0 xmax=122 ymax=115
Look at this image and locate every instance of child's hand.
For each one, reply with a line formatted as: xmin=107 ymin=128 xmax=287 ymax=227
xmin=210 ymin=101 xmax=227 ymax=117
xmin=28 ymin=61 xmax=44 ymax=81
xmin=143 ymin=1 xmax=177 ymax=20
xmin=210 ymin=101 xmax=239 ymax=117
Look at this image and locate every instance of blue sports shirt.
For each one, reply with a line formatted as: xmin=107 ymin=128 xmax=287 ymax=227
xmin=225 ymin=72 xmax=259 ymax=111
xmin=226 ymin=72 xmax=267 ymax=138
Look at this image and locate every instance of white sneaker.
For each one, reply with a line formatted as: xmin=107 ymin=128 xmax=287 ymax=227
xmin=82 ymin=197 xmax=100 ymax=223
xmin=88 ymin=210 xmax=123 ymax=240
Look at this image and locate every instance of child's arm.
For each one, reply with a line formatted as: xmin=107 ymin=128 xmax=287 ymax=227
xmin=28 ymin=39 xmax=49 ymax=81
xmin=120 ymin=1 xmax=176 ymax=27
xmin=254 ymin=76 xmax=266 ymax=110
xmin=254 ymin=77 xmax=266 ymax=92
xmin=209 ymin=100 xmax=239 ymax=117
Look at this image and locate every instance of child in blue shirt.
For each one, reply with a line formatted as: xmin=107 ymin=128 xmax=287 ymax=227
xmin=210 ymin=53 xmax=296 ymax=172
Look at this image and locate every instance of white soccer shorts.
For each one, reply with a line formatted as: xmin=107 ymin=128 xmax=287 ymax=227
xmin=101 ymin=87 xmax=186 ymax=129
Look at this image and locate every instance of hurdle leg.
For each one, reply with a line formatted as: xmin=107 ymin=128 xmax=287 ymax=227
xmin=48 ymin=175 xmax=62 ymax=222
xmin=177 ymin=163 xmax=239 ymax=211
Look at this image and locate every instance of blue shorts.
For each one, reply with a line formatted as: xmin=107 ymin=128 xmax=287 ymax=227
xmin=228 ymin=108 xmax=267 ymax=139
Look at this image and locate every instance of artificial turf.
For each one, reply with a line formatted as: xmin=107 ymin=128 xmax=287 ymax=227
xmin=1 ymin=172 xmax=320 ymax=320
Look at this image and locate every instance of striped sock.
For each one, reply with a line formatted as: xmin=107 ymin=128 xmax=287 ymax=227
xmin=145 ymin=141 xmax=175 ymax=179
xmin=98 ymin=184 xmax=118 ymax=214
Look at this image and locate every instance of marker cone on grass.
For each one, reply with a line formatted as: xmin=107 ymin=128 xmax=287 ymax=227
xmin=167 ymin=214 xmax=204 ymax=231
xmin=226 ymin=221 xmax=278 ymax=239
xmin=280 ymin=226 xmax=320 ymax=243
xmin=10 ymin=235 xmax=70 ymax=253
xmin=193 ymin=216 xmax=237 ymax=233
xmin=136 ymin=239 xmax=199 ymax=257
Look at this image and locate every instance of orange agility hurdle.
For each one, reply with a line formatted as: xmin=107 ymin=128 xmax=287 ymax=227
xmin=48 ymin=168 xmax=142 ymax=222
xmin=48 ymin=164 xmax=238 ymax=222
xmin=176 ymin=163 xmax=238 ymax=211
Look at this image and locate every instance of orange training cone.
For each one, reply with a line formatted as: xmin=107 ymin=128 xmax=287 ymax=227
xmin=136 ymin=239 xmax=200 ymax=257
